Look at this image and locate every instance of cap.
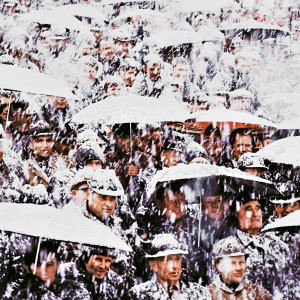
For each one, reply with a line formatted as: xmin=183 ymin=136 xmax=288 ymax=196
xmin=29 ymin=120 xmax=53 ymax=138
xmin=237 ymin=153 xmax=268 ymax=170
xmin=146 ymin=234 xmax=188 ymax=258
xmin=70 ymin=167 xmax=95 ymax=191
xmin=88 ymin=169 xmax=124 ymax=197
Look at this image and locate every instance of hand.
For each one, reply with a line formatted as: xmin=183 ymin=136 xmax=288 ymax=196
xmin=127 ymin=164 xmax=139 ymax=176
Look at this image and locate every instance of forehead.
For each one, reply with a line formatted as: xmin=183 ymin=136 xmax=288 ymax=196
xmin=147 ymin=62 xmax=161 ymax=68
xmin=203 ymin=195 xmax=223 ymax=202
xmin=90 ymin=254 xmax=112 ymax=260
xmin=235 ymin=133 xmax=252 ymax=142
xmin=221 ymin=255 xmax=245 ymax=264
xmin=33 ymin=135 xmax=53 ymax=141
xmin=241 ymin=200 xmax=260 ymax=208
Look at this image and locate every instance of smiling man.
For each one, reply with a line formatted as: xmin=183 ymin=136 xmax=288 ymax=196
xmin=127 ymin=234 xmax=210 ymax=299
xmin=209 ymin=237 xmax=272 ymax=299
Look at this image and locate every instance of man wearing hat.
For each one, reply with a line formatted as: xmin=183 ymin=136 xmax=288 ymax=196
xmin=119 ymin=58 xmax=140 ymax=90
xmin=229 ymin=89 xmax=254 ymax=113
xmin=127 ymin=234 xmax=210 ymax=299
xmin=26 ymin=120 xmax=62 ymax=187
xmin=62 ymin=245 xmax=125 ymax=300
xmin=208 ymin=236 xmax=272 ymax=299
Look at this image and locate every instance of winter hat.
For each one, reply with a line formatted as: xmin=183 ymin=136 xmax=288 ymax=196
xmin=88 ymin=169 xmax=124 ymax=197
xmin=237 ymin=153 xmax=268 ymax=171
xmin=29 ymin=120 xmax=53 ymax=138
xmin=70 ymin=167 xmax=95 ymax=191
xmin=230 ymin=89 xmax=254 ymax=101
xmin=146 ymin=234 xmax=188 ymax=259
xmin=163 ymin=134 xmax=186 ymax=153
xmin=76 ymin=129 xmax=102 ymax=147
xmin=81 ymin=245 xmax=117 ymax=262
xmin=212 ymin=236 xmax=248 ymax=264
xmin=76 ymin=141 xmax=104 ymax=170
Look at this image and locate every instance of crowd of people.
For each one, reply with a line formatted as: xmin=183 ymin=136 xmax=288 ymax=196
xmin=0 ymin=0 xmax=299 ymax=299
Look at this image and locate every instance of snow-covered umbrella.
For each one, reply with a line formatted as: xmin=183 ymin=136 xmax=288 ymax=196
xmin=0 ymin=203 xmax=132 ymax=252
xmin=256 ymin=136 xmax=300 ymax=166
xmin=70 ymin=94 xmax=189 ymax=125
xmin=0 ymin=65 xmax=75 ymax=99
xmin=147 ymin=163 xmax=280 ymax=203
xmin=262 ymin=210 xmax=300 ymax=231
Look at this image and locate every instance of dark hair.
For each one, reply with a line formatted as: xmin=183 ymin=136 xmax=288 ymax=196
xmin=229 ymin=128 xmax=255 ymax=149
xmin=155 ymin=181 xmax=186 ymax=203
xmin=81 ymin=246 xmax=116 ymax=264
xmin=204 ymin=124 xmax=221 ymax=138
xmin=112 ymin=123 xmax=138 ymax=138
xmin=24 ymin=239 xmax=61 ymax=267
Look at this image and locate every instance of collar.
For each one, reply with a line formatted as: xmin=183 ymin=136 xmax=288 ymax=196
xmin=236 ymin=229 xmax=264 ymax=248
xmin=215 ymin=275 xmax=247 ymax=293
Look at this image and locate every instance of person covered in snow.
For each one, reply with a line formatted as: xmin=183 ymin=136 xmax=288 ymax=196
xmin=3 ymin=239 xmax=91 ymax=300
xmin=61 ymin=246 xmax=126 ymax=300
xmin=119 ymin=58 xmax=140 ymax=92
xmin=131 ymin=53 xmax=165 ymax=98
xmin=126 ymin=234 xmax=210 ymax=300
xmin=208 ymin=236 xmax=273 ymax=300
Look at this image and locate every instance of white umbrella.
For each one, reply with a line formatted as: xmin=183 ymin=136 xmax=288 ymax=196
xmin=71 ymin=94 xmax=189 ymax=125
xmin=256 ymin=136 xmax=300 ymax=166
xmin=147 ymin=163 xmax=280 ymax=202
xmin=262 ymin=210 xmax=300 ymax=231
xmin=0 ymin=203 xmax=132 ymax=252
xmin=16 ymin=9 xmax=86 ymax=32
xmin=54 ymin=4 xmax=106 ymax=20
xmin=0 ymin=65 xmax=75 ymax=99
xmin=276 ymin=117 xmax=300 ymax=130
xmin=191 ymin=109 xmax=276 ymax=127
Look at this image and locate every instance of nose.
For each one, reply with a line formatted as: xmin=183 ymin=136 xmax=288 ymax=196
xmin=98 ymin=260 xmax=105 ymax=269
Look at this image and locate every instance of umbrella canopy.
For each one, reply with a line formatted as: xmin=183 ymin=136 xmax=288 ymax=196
xmin=0 ymin=203 xmax=132 ymax=252
xmin=17 ymin=9 xmax=86 ymax=32
xmin=262 ymin=210 xmax=300 ymax=231
xmin=54 ymin=4 xmax=107 ymax=20
xmin=277 ymin=117 xmax=300 ymax=130
xmin=0 ymin=65 xmax=75 ymax=99
xmin=256 ymin=136 xmax=300 ymax=166
xmin=147 ymin=163 xmax=280 ymax=203
xmin=71 ymin=94 xmax=189 ymax=125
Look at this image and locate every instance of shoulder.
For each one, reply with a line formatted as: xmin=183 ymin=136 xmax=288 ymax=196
xmin=244 ymin=280 xmax=273 ymax=299
xmin=182 ymin=282 xmax=212 ymax=299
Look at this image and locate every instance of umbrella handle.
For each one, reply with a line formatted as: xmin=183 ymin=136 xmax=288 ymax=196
xmin=33 ymin=236 xmax=42 ymax=275
xmin=130 ymin=122 xmax=133 ymax=159
xmin=5 ymin=94 xmax=12 ymax=131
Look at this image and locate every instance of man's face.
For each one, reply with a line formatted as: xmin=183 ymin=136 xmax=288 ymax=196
xmin=82 ymin=63 xmax=98 ymax=81
xmin=121 ymin=67 xmax=138 ymax=87
xmin=31 ymin=253 xmax=59 ymax=288
xmin=275 ymin=201 xmax=300 ymax=218
xmin=105 ymin=84 xmax=121 ymax=97
xmin=72 ymin=182 xmax=89 ymax=207
xmin=172 ymin=63 xmax=189 ymax=82
xmin=115 ymin=40 xmax=132 ymax=58
xmin=216 ymin=255 xmax=246 ymax=284
xmin=86 ymin=160 xmax=102 ymax=171
xmin=115 ymin=135 xmax=133 ymax=155
xmin=157 ymin=188 xmax=185 ymax=221
xmin=203 ymin=132 xmax=222 ymax=163
xmin=150 ymin=254 xmax=182 ymax=285
xmin=88 ymin=193 xmax=117 ymax=219
xmin=244 ymin=167 xmax=264 ymax=177
xmin=238 ymin=200 xmax=262 ymax=234
xmin=11 ymin=109 xmax=32 ymax=133
xmin=85 ymin=254 xmax=113 ymax=280
xmin=0 ymin=103 xmax=9 ymax=121
xmin=30 ymin=135 xmax=54 ymax=159
xmin=99 ymin=40 xmax=115 ymax=62
xmin=161 ymin=149 xmax=181 ymax=168
xmin=49 ymin=96 xmax=68 ymax=110
xmin=202 ymin=195 xmax=224 ymax=220
xmin=232 ymin=133 xmax=253 ymax=161
xmin=146 ymin=63 xmax=161 ymax=81
xmin=230 ymin=97 xmax=251 ymax=113
xmin=78 ymin=41 xmax=94 ymax=57
xmin=140 ymin=129 xmax=163 ymax=157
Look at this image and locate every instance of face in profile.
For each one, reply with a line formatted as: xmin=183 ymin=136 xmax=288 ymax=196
xmin=275 ymin=201 xmax=300 ymax=218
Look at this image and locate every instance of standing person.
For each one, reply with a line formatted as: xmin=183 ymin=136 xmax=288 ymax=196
xmin=126 ymin=234 xmax=210 ymax=300
xmin=208 ymin=237 xmax=272 ymax=300
xmin=62 ymin=246 xmax=126 ymax=300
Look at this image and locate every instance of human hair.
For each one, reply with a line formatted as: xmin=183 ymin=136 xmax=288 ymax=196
xmin=229 ymin=128 xmax=255 ymax=149
xmin=155 ymin=181 xmax=185 ymax=203
xmin=204 ymin=124 xmax=221 ymax=138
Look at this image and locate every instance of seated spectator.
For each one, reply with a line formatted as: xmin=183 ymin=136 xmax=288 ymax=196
xmin=127 ymin=234 xmax=210 ymax=299
xmin=62 ymin=246 xmax=125 ymax=300
xmin=209 ymin=236 xmax=272 ymax=299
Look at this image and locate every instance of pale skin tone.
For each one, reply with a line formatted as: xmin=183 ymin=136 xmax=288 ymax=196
xmin=231 ymin=134 xmax=253 ymax=161
xmin=29 ymin=135 xmax=54 ymax=160
xmin=149 ymin=254 xmax=182 ymax=287
xmin=202 ymin=195 xmax=224 ymax=222
xmin=143 ymin=63 xmax=161 ymax=82
xmin=86 ymin=160 xmax=102 ymax=171
xmin=216 ymin=255 xmax=246 ymax=284
xmin=237 ymin=200 xmax=262 ymax=235
xmin=71 ymin=182 xmax=90 ymax=207
xmin=161 ymin=150 xmax=181 ymax=168
xmin=85 ymin=255 xmax=113 ymax=280
xmin=88 ymin=192 xmax=117 ymax=219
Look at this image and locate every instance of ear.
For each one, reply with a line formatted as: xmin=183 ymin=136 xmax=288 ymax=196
xmin=149 ymin=260 xmax=158 ymax=273
xmin=215 ymin=262 xmax=222 ymax=273
xmin=155 ymin=199 xmax=162 ymax=210
xmin=71 ymin=190 xmax=77 ymax=198
xmin=29 ymin=141 xmax=34 ymax=151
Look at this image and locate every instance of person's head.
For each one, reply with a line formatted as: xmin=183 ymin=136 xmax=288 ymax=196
xmin=172 ymin=57 xmax=190 ymax=83
xmin=71 ymin=167 xmax=94 ymax=207
xmin=161 ymin=135 xmax=185 ymax=168
xmin=24 ymin=240 xmax=61 ymax=288
xmin=82 ymin=246 xmax=116 ymax=280
xmin=213 ymin=237 xmax=247 ymax=284
xmin=139 ymin=124 xmax=163 ymax=158
xmin=143 ymin=54 xmax=162 ymax=82
xmin=103 ymin=76 xmax=124 ymax=97
xmin=202 ymin=124 xmax=222 ymax=164
xmin=75 ymin=32 xmax=95 ymax=57
xmin=237 ymin=153 xmax=268 ymax=177
xmin=29 ymin=121 xmax=54 ymax=160
xmin=114 ymin=38 xmax=134 ymax=58
xmin=76 ymin=141 xmax=104 ymax=171
xmin=112 ymin=123 xmax=139 ymax=155
xmin=98 ymin=37 xmax=115 ymax=62
xmin=9 ymin=99 xmax=31 ymax=133
xmin=119 ymin=59 xmax=139 ymax=87
xmin=229 ymin=128 xmax=255 ymax=161
xmin=187 ymin=92 xmax=209 ymax=113
xmin=78 ymin=55 xmax=102 ymax=82
xmin=155 ymin=182 xmax=186 ymax=222
xmin=229 ymin=89 xmax=254 ymax=113
xmin=147 ymin=234 xmax=187 ymax=286
xmin=273 ymin=198 xmax=300 ymax=218
xmin=0 ymin=92 xmax=17 ymax=122
xmin=47 ymin=95 xmax=68 ymax=110
xmin=203 ymin=195 xmax=225 ymax=221
xmin=87 ymin=169 xmax=124 ymax=220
